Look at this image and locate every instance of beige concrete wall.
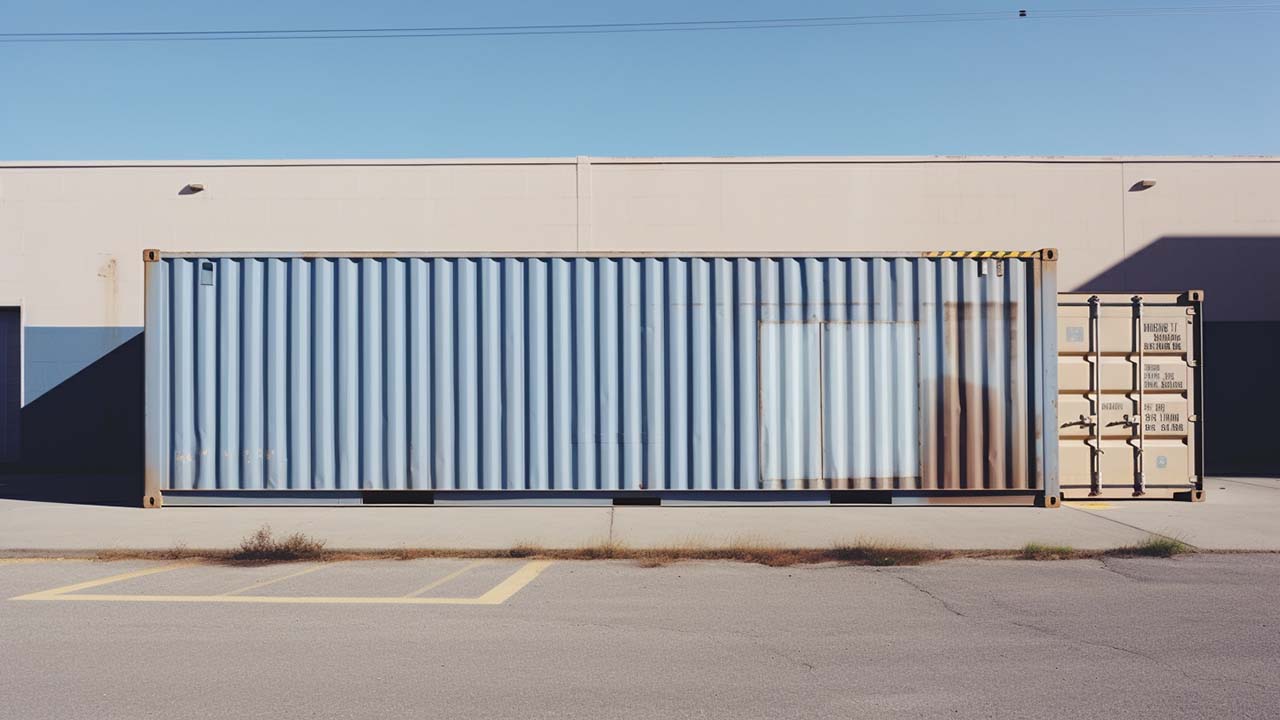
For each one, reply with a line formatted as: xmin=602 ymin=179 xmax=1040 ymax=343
xmin=586 ymin=161 xmax=1124 ymax=291
xmin=1118 ymin=162 xmax=1280 ymax=321
xmin=0 ymin=157 xmax=1277 ymax=326
xmin=0 ymin=163 xmax=579 ymax=325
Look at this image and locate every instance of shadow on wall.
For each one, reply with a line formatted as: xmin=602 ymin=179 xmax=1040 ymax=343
xmin=1078 ymin=236 xmax=1279 ymax=322
xmin=0 ymin=335 xmax=142 ymax=505
xmin=1075 ymin=236 xmax=1280 ymax=477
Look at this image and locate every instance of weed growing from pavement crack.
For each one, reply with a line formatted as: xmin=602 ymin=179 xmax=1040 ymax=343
xmin=1108 ymin=536 xmax=1191 ymax=558
xmin=1020 ymin=543 xmax=1078 ymax=560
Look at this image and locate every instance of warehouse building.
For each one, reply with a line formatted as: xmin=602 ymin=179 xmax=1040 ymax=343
xmin=0 ymin=156 xmax=1276 ymax=503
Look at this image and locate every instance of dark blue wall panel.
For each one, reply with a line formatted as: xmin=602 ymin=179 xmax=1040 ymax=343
xmin=0 ymin=309 xmax=19 ymax=463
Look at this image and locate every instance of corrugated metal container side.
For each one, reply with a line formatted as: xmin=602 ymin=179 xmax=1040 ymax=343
xmin=143 ymin=250 xmax=1059 ymax=507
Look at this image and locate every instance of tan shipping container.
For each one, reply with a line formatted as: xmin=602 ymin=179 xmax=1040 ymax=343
xmin=1058 ymin=292 xmax=1204 ymax=500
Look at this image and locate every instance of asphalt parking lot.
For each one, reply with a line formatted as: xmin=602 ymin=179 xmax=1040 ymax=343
xmin=2 ymin=554 xmax=1278 ymax=719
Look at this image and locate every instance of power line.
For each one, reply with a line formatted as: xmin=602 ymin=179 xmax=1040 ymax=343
xmin=1 ymin=4 xmax=1277 ymax=43
xmin=0 ymin=10 xmax=1009 ymax=38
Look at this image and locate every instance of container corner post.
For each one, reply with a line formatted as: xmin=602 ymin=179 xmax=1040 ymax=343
xmin=142 ymin=489 xmax=163 ymax=509
xmin=1036 ymin=249 xmax=1061 ymax=504
xmin=143 ymin=251 xmax=166 ymax=507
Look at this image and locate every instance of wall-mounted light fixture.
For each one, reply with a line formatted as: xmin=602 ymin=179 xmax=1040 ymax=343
xmin=1129 ymin=179 xmax=1157 ymax=191
xmin=179 ymin=183 xmax=205 ymax=195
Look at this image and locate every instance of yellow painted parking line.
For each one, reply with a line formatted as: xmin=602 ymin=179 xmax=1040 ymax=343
xmin=18 ymin=593 xmax=513 ymax=605
xmin=11 ymin=562 xmax=195 ymax=600
xmin=0 ymin=558 xmax=93 ymax=565
xmin=1064 ymin=501 xmax=1115 ymax=510
xmin=222 ymin=563 xmax=330 ymax=596
xmin=403 ymin=560 xmax=488 ymax=598
xmin=474 ymin=560 xmax=554 ymax=605
xmin=10 ymin=561 xmax=553 ymax=606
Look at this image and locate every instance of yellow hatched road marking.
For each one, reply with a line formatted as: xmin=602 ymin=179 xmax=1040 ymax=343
xmin=222 ymin=563 xmax=330 ymax=596
xmin=11 ymin=561 xmax=553 ymax=606
xmin=1064 ymin=501 xmax=1115 ymax=510
xmin=403 ymin=560 xmax=488 ymax=598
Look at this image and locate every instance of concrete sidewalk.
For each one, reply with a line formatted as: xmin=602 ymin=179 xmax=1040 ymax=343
xmin=0 ymin=477 xmax=1276 ymax=553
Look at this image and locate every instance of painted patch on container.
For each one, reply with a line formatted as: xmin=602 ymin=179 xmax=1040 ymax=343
xmin=758 ymin=321 xmax=920 ymax=487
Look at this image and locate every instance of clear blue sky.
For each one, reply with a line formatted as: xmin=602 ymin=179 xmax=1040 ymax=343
xmin=1 ymin=1 xmax=1277 ymax=159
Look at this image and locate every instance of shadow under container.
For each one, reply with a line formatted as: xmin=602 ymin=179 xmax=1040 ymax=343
xmin=143 ymin=249 xmax=1060 ymax=508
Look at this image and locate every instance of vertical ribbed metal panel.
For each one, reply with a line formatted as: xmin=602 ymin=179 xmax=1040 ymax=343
xmin=147 ymin=254 xmax=1056 ymax=494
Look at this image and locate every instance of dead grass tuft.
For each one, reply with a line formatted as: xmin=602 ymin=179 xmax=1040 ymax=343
xmin=85 ymin=534 xmax=1201 ymax=567
xmin=504 ymin=543 xmax=545 ymax=559
xmin=228 ymin=525 xmax=326 ymax=563
xmin=828 ymin=543 xmax=950 ymax=566
xmin=572 ymin=541 xmax=628 ymax=560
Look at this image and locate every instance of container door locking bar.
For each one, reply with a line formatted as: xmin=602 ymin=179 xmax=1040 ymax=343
xmin=1131 ymin=295 xmax=1146 ymax=497
xmin=1088 ymin=295 xmax=1104 ymax=496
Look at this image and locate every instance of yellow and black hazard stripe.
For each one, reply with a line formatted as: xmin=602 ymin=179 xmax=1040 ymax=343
xmin=922 ymin=250 xmax=1041 ymax=258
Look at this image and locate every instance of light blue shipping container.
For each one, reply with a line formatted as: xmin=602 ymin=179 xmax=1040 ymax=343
xmin=143 ymin=250 xmax=1059 ymax=507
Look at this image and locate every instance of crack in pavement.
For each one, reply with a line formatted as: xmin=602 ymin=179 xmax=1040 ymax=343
xmin=882 ymin=571 xmax=967 ymax=618
xmin=877 ymin=566 xmax=1278 ymax=695
xmin=1062 ymin=505 xmax=1202 ymax=551
xmin=1005 ymin=617 xmax=1279 ymax=693
xmin=1098 ymin=556 xmax=1144 ymax=581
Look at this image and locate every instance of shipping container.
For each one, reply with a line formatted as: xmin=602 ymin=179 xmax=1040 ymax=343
xmin=143 ymin=250 xmax=1059 ymax=507
xmin=1057 ymin=292 xmax=1204 ymax=500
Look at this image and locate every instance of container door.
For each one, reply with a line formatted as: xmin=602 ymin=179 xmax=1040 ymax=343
xmin=0 ymin=308 xmax=19 ymax=463
xmin=1058 ymin=295 xmax=1200 ymax=499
